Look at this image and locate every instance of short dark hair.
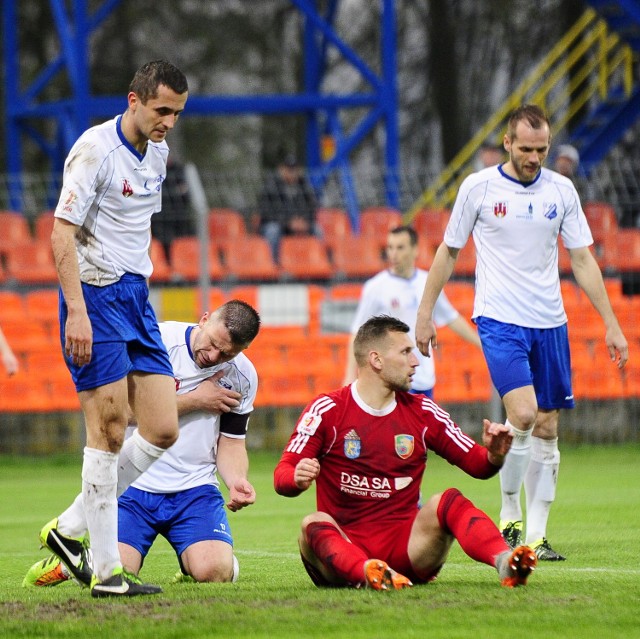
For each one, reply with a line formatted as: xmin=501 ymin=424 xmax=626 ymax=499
xmin=353 ymin=315 xmax=410 ymax=366
xmin=129 ymin=60 xmax=188 ymax=104
xmin=389 ymin=225 xmax=418 ymax=246
xmin=506 ymin=104 xmax=550 ymax=140
xmin=212 ymin=300 xmax=261 ymax=347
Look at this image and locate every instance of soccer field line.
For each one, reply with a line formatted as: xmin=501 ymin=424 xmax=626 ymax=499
xmin=13 ymin=548 xmax=640 ymax=575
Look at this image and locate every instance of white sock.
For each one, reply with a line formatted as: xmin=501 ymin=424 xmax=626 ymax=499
xmin=524 ymin=436 xmax=560 ymax=544
xmin=82 ymin=447 xmax=121 ymax=581
xmin=57 ymin=493 xmax=88 ymax=539
xmin=117 ymin=429 xmax=167 ymax=497
xmin=499 ymin=421 xmax=532 ymax=523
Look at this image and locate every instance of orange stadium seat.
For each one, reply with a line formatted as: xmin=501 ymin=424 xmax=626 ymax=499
xmin=34 ymin=210 xmax=55 ymax=242
xmin=0 ymin=372 xmax=51 ymax=413
xmin=0 ymin=291 xmax=26 ymax=323
xmin=0 ymin=211 xmax=32 ymax=262
xmin=208 ymin=208 xmax=247 ymax=249
xmin=169 ymin=236 xmax=224 ymax=282
xmin=5 ymin=239 xmax=58 ymax=285
xmin=416 ymin=236 xmax=435 ymax=270
xmin=330 ymin=235 xmax=386 ymax=280
xmin=24 ymin=288 xmax=60 ymax=340
xmin=316 ymin=207 xmax=354 ymax=252
xmin=257 ymin=372 xmax=314 ymax=407
xmin=220 ymin=236 xmax=280 ymax=282
xmin=413 ymin=208 xmax=450 ymax=245
xmin=149 ymin=237 xmax=173 ymax=283
xmin=359 ymin=207 xmax=404 ymax=250
xmin=583 ymin=201 xmax=619 ymax=262
xmin=279 ymin=236 xmax=333 ymax=281
xmin=329 ymin=282 xmax=363 ymax=300
xmin=226 ymin=285 xmax=258 ymax=307
xmin=452 ymin=242 xmax=476 ymax=277
xmin=606 ymin=228 xmax=640 ymax=273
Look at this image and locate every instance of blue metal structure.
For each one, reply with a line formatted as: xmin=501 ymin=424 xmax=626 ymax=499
xmin=573 ymin=1 xmax=640 ymax=174
xmin=2 ymin=0 xmax=399 ymax=222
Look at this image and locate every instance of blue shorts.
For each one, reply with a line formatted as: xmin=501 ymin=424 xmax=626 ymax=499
xmin=59 ymin=273 xmax=173 ymax=392
xmin=118 ymin=484 xmax=233 ymax=561
xmin=476 ymin=317 xmax=575 ymax=410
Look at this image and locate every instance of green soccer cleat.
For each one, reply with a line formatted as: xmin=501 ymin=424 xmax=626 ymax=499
xmin=90 ymin=568 xmax=162 ymax=598
xmin=39 ymin=518 xmax=93 ymax=587
xmin=500 ymin=520 xmax=523 ymax=549
xmin=532 ymin=537 xmax=566 ymax=561
xmin=23 ymin=555 xmax=70 ymax=588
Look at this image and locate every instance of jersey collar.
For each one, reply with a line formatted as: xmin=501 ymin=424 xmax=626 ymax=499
xmin=116 ymin=115 xmax=146 ymax=162
xmin=498 ymin=163 xmax=541 ymax=187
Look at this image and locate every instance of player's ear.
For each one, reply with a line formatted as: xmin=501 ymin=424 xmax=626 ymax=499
xmin=368 ymin=350 xmax=383 ymax=371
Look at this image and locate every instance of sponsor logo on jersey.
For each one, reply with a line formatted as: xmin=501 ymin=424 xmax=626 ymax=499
xmin=297 ymin=412 xmax=321 ymax=436
xmin=122 ymin=178 xmax=134 ymax=198
xmin=61 ymin=189 xmax=78 ymax=214
xmin=493 ymin=201 xmax=508 ymax=218
xmin=340 ymin=472 xmax=392 ymax=498
xmin=144 ymin=175 xmax=164 ymax=192
xmin=217 ymin=377 xmax=232 ymax=390
xmin=395 ymin=434 xmax=414 ymax=459
xmin=544 ymin=203 xmax=558 ymax=220
xmin=516 ymin=202 xmax=534 ymax=220
xmin=344 ymin=429 xmax=361 ymax=459
xmin=394 ymin=476 xmax=413 ymax=490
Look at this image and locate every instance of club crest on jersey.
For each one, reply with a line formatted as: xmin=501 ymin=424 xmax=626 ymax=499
xmin=544 ymin=203 xmax=558 ymax=220
xmin=122 ymin=179 xmax=134 ymax=198
xmin=395 ymin=434 xmax=414 ymax=459
xmin=344 ymin=429 xmax=361 ymax=459
xmin=493 ymin=202 xmax=507 ymax=218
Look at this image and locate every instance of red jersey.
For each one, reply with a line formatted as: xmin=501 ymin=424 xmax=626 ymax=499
xmin=274 ymin=384 xmax=499 ymax=531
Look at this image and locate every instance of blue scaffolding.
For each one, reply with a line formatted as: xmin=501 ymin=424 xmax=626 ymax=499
xmin=2 ymin=0 xmax=399 ymax=225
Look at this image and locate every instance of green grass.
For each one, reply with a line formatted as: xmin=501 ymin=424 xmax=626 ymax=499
xmin=2 ymin=444 xmax=639 ymax=638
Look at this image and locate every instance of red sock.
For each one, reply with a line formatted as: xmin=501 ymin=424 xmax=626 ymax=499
xmin=306 ymin=521 xmax=368 ymax=585
xmin=437 ymin=487 xmax=509 ymax=566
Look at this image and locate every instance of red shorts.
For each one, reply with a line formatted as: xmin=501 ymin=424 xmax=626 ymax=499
xmin=341 ymin=515 xmax=441 ymax=585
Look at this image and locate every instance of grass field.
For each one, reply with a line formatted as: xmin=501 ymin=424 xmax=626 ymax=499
xmin=3 ymin=443 xmax=639 ymax=639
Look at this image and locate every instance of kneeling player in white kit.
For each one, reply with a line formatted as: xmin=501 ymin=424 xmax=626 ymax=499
xmin=24 ymin=300 xmax=260 ymax=586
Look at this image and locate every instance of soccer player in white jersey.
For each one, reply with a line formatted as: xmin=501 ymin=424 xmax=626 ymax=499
xmin=24 ymin=301 xmax=261 ymax=588
xmin=344 ymin=226 xmax=480 ymax=398
xmin=416 ymin=104 xmax=628 ymax=561
xmin=39 ymin=61 xmax=189 ymax=597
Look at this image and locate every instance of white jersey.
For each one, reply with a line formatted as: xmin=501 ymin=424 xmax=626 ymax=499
xmin=445 ymin=165 xmax=593 ymax=328
xmin=350 ymin=268 xmax=459 ymax=390
xmin=131 ymin=321 xmax=258 ymax=494
xmin=54 ymin=115 xmax=168 ymax=285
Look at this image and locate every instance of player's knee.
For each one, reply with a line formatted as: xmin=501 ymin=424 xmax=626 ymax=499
xmin=508 ymin=405 xmax=537 ymax=430
xmin=190 ymin=559 xmax=234 ymax=583
xmin=301 ymin=512 xmax=332 ymax=536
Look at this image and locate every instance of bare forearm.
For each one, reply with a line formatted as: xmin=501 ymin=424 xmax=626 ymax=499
xmin=418 ymin=243 xmax=458 ymax=321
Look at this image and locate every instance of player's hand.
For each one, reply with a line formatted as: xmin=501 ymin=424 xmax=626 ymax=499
xmin=227 ymin=479 xmax=256 ymax=512
xmin=482 ymin=419 xmax=513 ymax=466
xmin=191 ymin=370 xmax=241 ymax=413
xmin=415 ymin=317 xmax=437 ymax=358
xmin=606 ymin=324 xmax=628 ymax=369
xmin=64 ymin=310 xmax=93 ymax=366
xmin=294 ymin=457 xmax=321 ymax=491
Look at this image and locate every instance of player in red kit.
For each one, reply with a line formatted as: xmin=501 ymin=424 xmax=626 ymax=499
xmin=274 ymin=315 xmax=537 ymax=590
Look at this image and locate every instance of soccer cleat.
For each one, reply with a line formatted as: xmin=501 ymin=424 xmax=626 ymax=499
xmin=39 ymin=518 xmax=93 ymax=587
xmin=364 ymin=559 xmax=412 ymax=591
xmin=532 ymin=537 xmax=566 ymax=561
xmin=500 ymin=520 xmax=523 ymax=549
xmin=90 ymin=568 xmax=162 ymax=597
xmin=22 ymin=555 xmax=70 ymax=587
xmin=500 ymin=545 xmax=538 ymax=588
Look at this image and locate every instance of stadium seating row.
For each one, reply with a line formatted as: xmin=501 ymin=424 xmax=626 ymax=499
xmin=2 ymin=201 xmax=638 ymax=285
xmin=1 ymin=278 xmax=638 ymax=413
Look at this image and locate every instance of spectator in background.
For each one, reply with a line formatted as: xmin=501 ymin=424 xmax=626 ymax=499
xmin=553 ymin=144 xmax=594 ymax=204
xmin=553 ymin=144 xmax=580 ymax=179
xmin=0 ymin=325 xmax=19 ymax=375
xmin=255 ymin=153 xmax=320 ymax=261
xmin=152 ymin=156 xmax=194 ymax=260
xmin=475 ymin=141 xmax=505 ymax=170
